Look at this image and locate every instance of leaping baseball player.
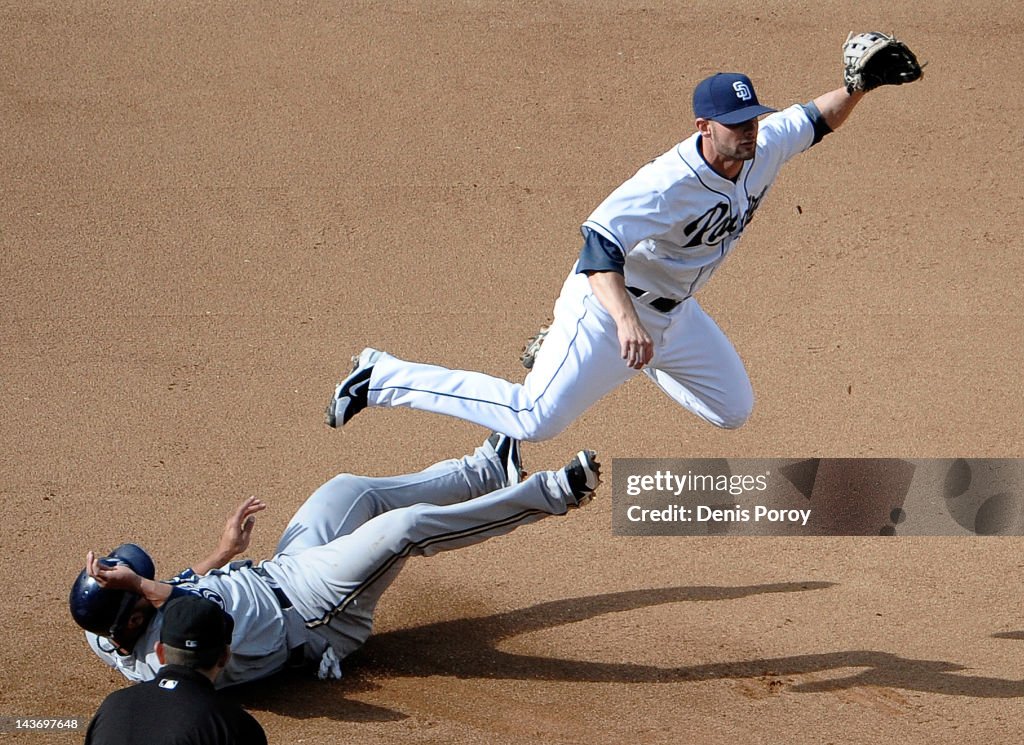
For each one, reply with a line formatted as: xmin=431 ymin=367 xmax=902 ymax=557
xmin=71 ymin=435 xmax=601 ymax=687
xmin=324 ymin=33 xmax=923 ymax=441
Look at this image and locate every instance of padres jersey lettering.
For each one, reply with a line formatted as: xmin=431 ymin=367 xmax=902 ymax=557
xmin=583 ymin=103 xmax=815 ymax=300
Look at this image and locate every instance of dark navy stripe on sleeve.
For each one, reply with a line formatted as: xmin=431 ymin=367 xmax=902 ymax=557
xmin=167 ymin=584 xmax=200 ymax=601
xmin=576 ymin=226 xmax=625 ymax=274
xmin=801 ymin=101 xmax=833 ymax=146
xmin=168 ymin=568 xmax=199 ymax=584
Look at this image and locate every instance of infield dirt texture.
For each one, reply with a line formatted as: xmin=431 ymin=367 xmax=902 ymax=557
xmin=3 ymin=2 xmax=1024 ymax=743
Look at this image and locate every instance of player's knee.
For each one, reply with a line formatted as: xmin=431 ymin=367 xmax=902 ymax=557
xmin=716 ymin=391 xmax=754 ymax=430
xmin=393 ymin=503 xmax=437 ymax=546
xmin=518 ymin=411 xmax=571 ymax=442
xmin=325 ymin=473 xmax=368 ymax=493
xmin=396 ymin=504 xmax=425 ymax=531
xmin=313 ymin=473 xmax=379 ymax=511
xmin=717 ymin=411 xmax=750 ymax=430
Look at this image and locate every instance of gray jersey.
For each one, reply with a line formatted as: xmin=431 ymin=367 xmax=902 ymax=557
xmin=86 ymin=562 xmax=314 ymax=687
xmin=87 ymin=440 xmax=578 ymax=687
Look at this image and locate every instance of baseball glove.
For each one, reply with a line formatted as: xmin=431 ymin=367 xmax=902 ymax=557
xmin=842 ymin=32 xmax=923 ymax=94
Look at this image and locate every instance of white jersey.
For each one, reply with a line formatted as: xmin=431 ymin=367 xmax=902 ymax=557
xmin=357 ymin=103 xmax=824 ymax=439
xmin=582 ymin=103 xmax=816 ymax=300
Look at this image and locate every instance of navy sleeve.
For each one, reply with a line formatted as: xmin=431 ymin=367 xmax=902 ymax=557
xmin=800 ymin=101 xmax=833 ymax=146
xmin=167 ymin=584 xmax=200 ymax=601
xmin=576 ymin=227 xmax=625 ymax=275
xmin=167 ymin=568 xmax=199 ymax=584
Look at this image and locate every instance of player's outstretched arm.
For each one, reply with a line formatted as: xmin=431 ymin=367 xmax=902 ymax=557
xmin=812 ymin=87 xmax=865 ymax=131
xmin=191 ymin=496 xmax=268 ymax=576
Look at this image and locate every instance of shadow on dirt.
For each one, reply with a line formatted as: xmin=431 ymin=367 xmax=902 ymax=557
xmin=227 ymin=582 xmax=1024 ymax=720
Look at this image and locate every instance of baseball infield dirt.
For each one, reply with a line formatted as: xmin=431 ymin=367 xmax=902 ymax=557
xmin=3 ymin=1 xmax=1023 ymax=743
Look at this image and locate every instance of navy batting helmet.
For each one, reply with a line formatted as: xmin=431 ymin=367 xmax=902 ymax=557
xmin=69 ymin=543 xmax=156 ymax=638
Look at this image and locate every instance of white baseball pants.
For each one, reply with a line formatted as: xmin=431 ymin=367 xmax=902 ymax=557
xmin=366 ymin=270 xmax=753 ymax=441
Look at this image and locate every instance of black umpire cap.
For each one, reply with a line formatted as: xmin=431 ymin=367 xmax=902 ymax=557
xmin=160 ymin=595 xmax=234 ymax=653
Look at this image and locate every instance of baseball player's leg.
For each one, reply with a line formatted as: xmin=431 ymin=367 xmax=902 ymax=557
xmin=364 ymin=272 xmax=638 ymax=441
xmin=644 ymin=298 xmax=754 ymax=429
xmin=272 ymin=436 xmax=513 ymax=557
xmin=265 ymin=459 xmax=597 ymax=640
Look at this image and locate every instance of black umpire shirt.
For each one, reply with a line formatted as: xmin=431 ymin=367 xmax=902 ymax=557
xmin=84 ymin=665 xmax=267 ymax=745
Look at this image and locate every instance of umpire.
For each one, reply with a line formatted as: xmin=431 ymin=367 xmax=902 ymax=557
xmin=84 ymin=594 xmax=267 ymax=745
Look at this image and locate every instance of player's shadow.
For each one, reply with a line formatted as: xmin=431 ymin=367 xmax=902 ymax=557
xmin=361 ymin=582 xmax=1024 ymax=698
xmin=228 ymin=581 xmax=822 ymax=720
xmin=228 ymin=581 xmax=1024 ymax=721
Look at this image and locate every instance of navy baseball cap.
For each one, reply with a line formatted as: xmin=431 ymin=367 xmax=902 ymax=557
xmin=693 ymin=73 xmax=776 ymax=125
xmin=160 ymin=595 xmax=234 ymax=653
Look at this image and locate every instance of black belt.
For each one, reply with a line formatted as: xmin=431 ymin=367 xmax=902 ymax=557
xmin=253 ymin=566 xmax=307 ymax=666
xmin=253 ymin=565 xmax=293 ymax=609
xmin=626 ymin=286 xmax=683 ymax=313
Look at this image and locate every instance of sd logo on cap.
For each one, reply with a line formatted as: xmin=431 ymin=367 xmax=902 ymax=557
xmin=692 ymin=72 xmax=777 ymax=125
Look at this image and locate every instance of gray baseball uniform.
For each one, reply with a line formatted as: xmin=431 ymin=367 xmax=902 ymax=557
xmin=86 ymin=440 xmax=579 ymax=687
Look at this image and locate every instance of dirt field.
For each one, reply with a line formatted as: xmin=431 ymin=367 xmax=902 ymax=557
xmin=3 ymin=1 xmax=1024 ymax=742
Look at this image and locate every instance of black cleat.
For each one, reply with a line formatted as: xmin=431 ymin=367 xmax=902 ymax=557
xmin=486 ymin=432 xmax=525 ymax=486
xmin=563 ymin=450 xmax=601 ymax=506
xmin=325 ymin=348 xmax=382 ymax=428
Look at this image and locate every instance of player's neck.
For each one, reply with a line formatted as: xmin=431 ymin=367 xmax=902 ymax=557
xmin=698 ymin=135 xmax=743 ymax=181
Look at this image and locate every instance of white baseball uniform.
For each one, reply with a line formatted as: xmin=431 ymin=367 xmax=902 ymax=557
xmin=360 ymin=103 xmax=823 ymax=439
xmin=86 ymin=440 xmax=580 ymax=688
